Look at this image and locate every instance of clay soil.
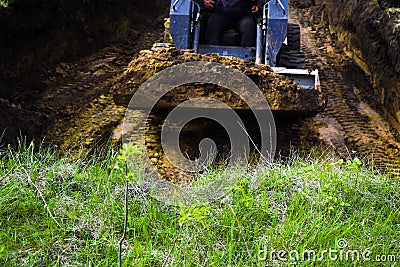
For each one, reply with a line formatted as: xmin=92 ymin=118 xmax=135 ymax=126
xmin=1 ymin=0 xmax=400 ymax=176
xmin=0 ymin=0 xmax=168 ymax=149
xmin=312 ymin=0 xmax=400 ymax=130
xmin=111 ymin=48 xmax=324 ymax=113
xmin=291 ymin=0 xmax=400 ymax=172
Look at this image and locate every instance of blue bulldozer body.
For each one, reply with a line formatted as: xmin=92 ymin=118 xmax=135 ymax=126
xmin=169 ymin=0 xmax=319 ymax=90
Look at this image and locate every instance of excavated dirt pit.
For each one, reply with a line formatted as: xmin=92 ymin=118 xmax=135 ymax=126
xmin=109 ymin=49 xmax=325 ymax=179
xmin=0 ymin=0 xmax=168 ymax=148
xmin=291 ymin=0 xmax=400 ymax=173
xmin=310 ymin=0 xmax=400 ymax=129
xmin=2 ymin=0 xmax=400 ymax=178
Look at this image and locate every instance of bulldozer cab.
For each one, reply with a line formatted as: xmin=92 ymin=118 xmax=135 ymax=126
xmin=169 ymin=0 xmax=319 ymax=90
xmin=170 ymin=0 xmax=256 ymax=58
xmin=198 ymin=13 xmax=242 ymax=47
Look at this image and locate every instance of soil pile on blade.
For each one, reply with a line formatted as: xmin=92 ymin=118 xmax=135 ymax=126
xmin=112 ymin=49 xmax=325 ymax=115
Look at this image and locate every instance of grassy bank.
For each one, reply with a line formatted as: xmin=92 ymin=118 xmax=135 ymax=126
xmin=0 ymin=142 xmax=399 ymax=266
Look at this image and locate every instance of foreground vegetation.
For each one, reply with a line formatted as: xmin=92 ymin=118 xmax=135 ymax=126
xmin=0 ymin=0 xmax=9 ymax=7
xmin=0 ymin=142 xmax=399 ymax=266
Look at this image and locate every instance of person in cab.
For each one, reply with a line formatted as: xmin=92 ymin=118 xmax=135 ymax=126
xmin=202 ymin=0 xmax=259 ymax=47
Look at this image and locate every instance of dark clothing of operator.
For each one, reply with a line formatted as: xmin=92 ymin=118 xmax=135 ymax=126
xmin=203 ymin=0 xmax=258 ymax=47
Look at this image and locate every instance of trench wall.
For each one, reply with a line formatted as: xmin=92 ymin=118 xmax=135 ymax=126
xmin=315 ymin=0 xmax=400 ymax=129
xmin=0 ymin=0 xmax=165 ymax=97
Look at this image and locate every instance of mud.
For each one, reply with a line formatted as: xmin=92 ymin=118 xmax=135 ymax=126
xmin=0 ymin=0 xmax=165 ymax=85
xmin=0 ymin=0 xmax=168 ymax=146
xmin=311 ymin=0 xmax=400 ymax=131
xmin=109 ymin=49 xmax=325 ymax=178
xmin=1 ymin=0 xmax=400 ymax=176
xmin=111 ymin=48 xmax=325 ymax=115
xmin=290 ymin=1 xmax=400 ymax=172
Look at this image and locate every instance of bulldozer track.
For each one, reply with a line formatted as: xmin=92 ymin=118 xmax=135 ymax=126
xmin=24 ymin=20 xmax=166 ymax=150
xmin=5 ymin=4 xmax=400 ymax=177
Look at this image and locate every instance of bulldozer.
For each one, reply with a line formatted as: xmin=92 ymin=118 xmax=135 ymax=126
xmin=168 ymin=0 xmax=319 ymax=90
xmin=113 ymin=0 xmax=325 ymax=181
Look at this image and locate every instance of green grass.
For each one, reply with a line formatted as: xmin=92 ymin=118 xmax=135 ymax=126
xmin=0 ymin=0 xmax=10 ymax=7
xmin=0 ymin=142 xmax=399 ymax=266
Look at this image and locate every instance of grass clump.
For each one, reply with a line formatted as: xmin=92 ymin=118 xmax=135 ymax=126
xmin=0 ymin=0 xmax=10 ymax=7
xmin=0 ymin=142 xmax=399 ymax=266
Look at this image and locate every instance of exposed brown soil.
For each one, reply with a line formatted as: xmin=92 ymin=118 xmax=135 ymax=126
xmin=291 ymin=0 xmax=400 ymax=172
xmin=109 ymin=49 xmax=325 ymax=179
xmin=313 ymin=0 xmax=400 ymax=131
xmin=1 ymin=0 xmax=400 ymax=176
xmin=111 ymin=48 xmax=325 ymax=114
xmin=0 ymin=0 xmax=168 ymax=148
xmin=0 ymin=0 xmax=165 ymax=82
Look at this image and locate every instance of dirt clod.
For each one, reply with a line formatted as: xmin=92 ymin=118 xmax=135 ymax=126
xmin=112 ymin=48 xmax=325 ymax=115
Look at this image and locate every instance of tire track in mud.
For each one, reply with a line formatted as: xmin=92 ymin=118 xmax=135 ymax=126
xmin=29 ymin=19 xmax=167 ymax=150
xmin=10 ymin=2 xmax=400 ymax=177
xmin=41 ymin=45 xmax=132 ymax=150
xmin=291 ymin=5 xmax=400 ymax=174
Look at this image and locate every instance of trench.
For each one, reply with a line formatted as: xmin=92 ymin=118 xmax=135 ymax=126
xmin=290 ymin=1 xmax=400 ymax=174
xmin=1 ymin=0 xmax=400 ymax=177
